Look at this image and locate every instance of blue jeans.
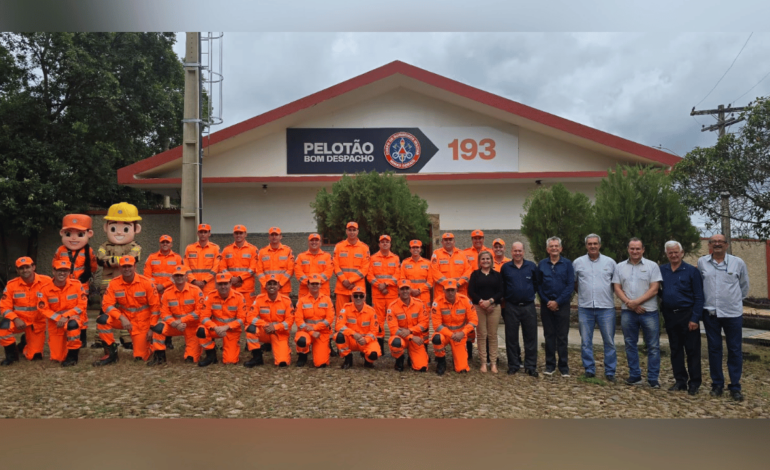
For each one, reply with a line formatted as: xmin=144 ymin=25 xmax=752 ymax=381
xmin=702 ymin=313 xmax=743 ymax=391
xmin=621 ymin=310 xmax=660 ymax=381
xmin=578 ymin=307 xmax=617 ymax=376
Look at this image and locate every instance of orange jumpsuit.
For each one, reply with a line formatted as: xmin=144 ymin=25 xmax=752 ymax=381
xmin=387 ymin=297 xmax=430 ymax=370
xmin=198 ymin=290 xmax=246 ymax=364
xmin=53 ymin=245 xmax=97 ymax=336
xmin=493 ymin=257 xmax=511 ymax=272
xmin=152 ymin=283 xmax=204 ymax=361
xmin=0 ymin=274 xmax=52 ymax=360
xmin=332 ymin=240 xmax=370 ymax=314
xmin=256 ymin=244 xmax=295 ymax=296
xmin=99 ymin=274 xmax=161 ymax=360
xmin=463 ymin=245 xmax=493 ymax=271
xmin=336 ymin=302 xmax=381 ymax=362
xmin=294 ymin=293 xmax=334 ymax=367
xmin=431 ymin=294 xmax=478 ymax=372
xmin=40 ymin=279 xmax=87 ymax=361
xmin=294 ymin=250 xmax=334 ymax=298
xmin=400 ymin=256 xmax=433 ymax=306
xmin=219 ymin=241 xmax=259 ymax=300
xmin=143 ymin=250 xmax=184 ymax=291
xmin=246 ymin=293 xmax=295 ymax=366
xmin=184 ymin=241 xmax=220 ymax=293
xmin=430 ymin=248 xmax=472 ymax=299
xmin=367 ymin=251 xmax=400 ymax=339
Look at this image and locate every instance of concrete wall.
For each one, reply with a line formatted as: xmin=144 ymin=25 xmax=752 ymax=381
xmin=683 ymin=238 xmax=769 ymax=300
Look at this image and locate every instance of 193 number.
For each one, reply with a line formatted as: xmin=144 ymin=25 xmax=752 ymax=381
xmin=448 ymin=138 xmax=496 ymax=160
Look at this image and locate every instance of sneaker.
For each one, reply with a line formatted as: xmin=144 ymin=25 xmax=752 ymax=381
xmin=648 ymin=380 xmax=661 ymax=389
xmin=668 ymin=382 xmax=687 ymax=392
xmin=730 ymin=390 xmax=744 ymax=402
xmin=626 ymin=377 xmax=643 ymax=386
xmin=525 ymin=369 xmax=539 ymax=378
xmin=560 ymin=371 xmax=570 ymax=378
xmin=584 ymin=372 xmax=596 ymax=378
xmin=605 ymin=375 xmax=616 ymax=383
xmin=543 ymin=368 xmax=555 ymax=376
xmin=688 ymin=386 xmax=699 ymax=396
xmin=710 ymin=385 xmax=724 ymax=397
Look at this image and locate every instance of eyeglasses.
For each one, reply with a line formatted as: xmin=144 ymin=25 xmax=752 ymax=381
xmin=352 ymin=294 xmax=365 ymax=299
xmin=309 ymin=283 xmax=321 ymax=286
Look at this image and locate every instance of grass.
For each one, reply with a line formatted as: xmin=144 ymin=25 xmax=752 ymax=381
xmin=577 ymin=375 xmax=606 ymax=386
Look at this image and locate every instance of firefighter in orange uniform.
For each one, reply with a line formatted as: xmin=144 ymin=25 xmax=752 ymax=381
xmin=40 ymin=259 xmax=87 ymax=366
xmin=148 ymin=266 xmax=204 ymax=365
xmin=335 ymin=286 xmax=381 ymax=369
xmin=332 ymin=222 xmax=370 ymax=314
xmin=94 ymin=255 xmax=160 ymax=365
xmin=400 ymin=239 xmax=432 ymax=306
xmin=219 ymin=225 xmax=259 ymax=301
xmin=431 ymin=279 xmax=479 ymax=375
xmin=460 ymin=229 xmax=491 ymax=360
xmin=294 ymin=233 xmax=334 ymax=298
xmin=144 ymin=234 xmax=185 ymax=350
xmin=387 ymin=279 xmax=430 ymax=372
xmin=0 ymin=257 xmax=51 ymax=364
xmin=197 ymin=272 xmax=246 ymax=367
xmin=367 ymin=234 xmax=400 ymax=353
xmin=256 ymin=227 xmax=295 ymax=297
xmin=294 ymin=273 xmax=334 ymax=368
xmin=430 ymin=233 xmax=472 ymax=299
xmin=244 ymin=276 xmax=294 ymax=367
xmin=184 ymin=223 xmax=220 ymax=294
xmin=53 ymin=214 xmax=98 ymax=348
xmin=492 ymin=238 xmax=511 ymax=272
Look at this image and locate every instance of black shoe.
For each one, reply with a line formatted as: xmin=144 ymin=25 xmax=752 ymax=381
xmin=436 ymin=357 xmax=447 ymax=376
xmin=31 ymin=352 xmax=43 ymax=361
xmin=688 ymin=385 xmax=700 ymax=396
xmin=184 ymin=356 xmax=195 ymax=364
xmin=526 ymin=369 xmax=539 ymax=378
xmin=261 ymin=343 xmax=272 ymax=353
xmin=93 ymin=343 xmax=119 ymax=366
xmin=0 ymin=344 xmax=20 ymax=366
xmin=61 ymin=349 xmax=79 ymax=367
xmin=278 ymin=362 xmax=288 ymax=368
xmin=543 ymin=368 xmax=555 ymax=376
xmin=165 ymin=337 xmax=174 ymax=350
xmin=710 ymin=385 xmax=724 ymax=397
xmin=626 ymin=377 xmax=643 ymax=386
xmin=648 ymin=380 xmax=661 ymax=389
xmin=466 ymin=341 xmax=473 ymax=362
xmin=146 ymin=350 xmax=167 ymax=366
xmin=394 ymin=355 xmax=405 ymax=372
xmin=584 ymin=372 xmax=596 ymax=378
xmin=17 ymin=333 xmax=27 ymax=355
xmin=730 ymin=390 xmax=744 ymax=402
xmin=377 ymin=337 xmax=385 ymax=356
xmin=605 ymin=375 xmax=616 ymax=383
xmin=507 ymin=368 xmax=519 ymax=375
xmin=341 ymin=354 xmax=353 ymax=369
xmin=668 ymin=382 xmax=687 ymax=392
xmin=296 ymin=353 xmax=308 ymax=367
xmin=198 ymin=348 xmax=218 ymax=367
xmin=244 ymin=349 xmax=264 ymax=368
xmin=364 ymin=360 xmax=374 ymax=368
xmin=317 ymin=364 xmax=327 ymax=368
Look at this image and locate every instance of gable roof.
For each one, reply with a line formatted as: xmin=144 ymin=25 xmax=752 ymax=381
xmin=118 ymin=60 xmax=679 ymax=186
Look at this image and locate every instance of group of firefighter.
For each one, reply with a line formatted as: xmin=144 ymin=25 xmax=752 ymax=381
xmin=2 ymin=219 xmax=505 ymax=376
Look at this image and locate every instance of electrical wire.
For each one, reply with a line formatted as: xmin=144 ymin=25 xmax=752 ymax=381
xmin=693 ymin=32 xmax=753 ymax=108
xmin=731 ymin=68 xmax=770 ymax=104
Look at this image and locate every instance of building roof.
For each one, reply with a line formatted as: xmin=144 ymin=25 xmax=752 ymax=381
xmin=118 ymin=60 xmax=679 ymax=188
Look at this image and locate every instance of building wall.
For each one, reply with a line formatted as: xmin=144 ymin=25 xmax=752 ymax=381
xmin=683 ymin=239 xmax=769 ymax=300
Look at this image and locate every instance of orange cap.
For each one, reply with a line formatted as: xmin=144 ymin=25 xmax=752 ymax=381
xmin=346 ymin=222 xmax=358 ymax=229
xmin=493 ymin=238 xmax=505 ymax=246
xmin=471 ymin=230 xmax=484 ymax=238
xmin=233 ymin=224 xmax=247 ymax=233
xmin=410 ymin=240 xmax=422 ymax=247
xmin=442 ymin=279 xmax=458 ymax=290
xmin=62 ymin=214 xmax=92 ymax=231
xmin=398 ymin=279 xmax=411 ymax=288
xmin=118 ymin=256 xmax=135 ymax=266
xmin=308 ymin=273 xmax=322 ymax=284
xmin=442 ymin=233 xmax=455 ymax=240
xmin=351 ymin=286 xmax=365 ymax=294
xmin=265 ymin=274 xmax=279 ymax=283
xmin=52 ymin=259 xmax=71 ymax=270
xmin=171 ymin=265 xmax=189 ymax=276
xmin=215 ymin=272 xmax=232 ymax=283
xmin=268 ymin=227 xmax=281 ymax=235
xmin=308 ymin=233 xmax=321 ymax=241
xmin=379 ymin=234 xmax=391 ymax=242
xmin=197 ymin=224 xmax=211 ymax=232
xmin=159 ymin=235 xmax=172 ymax=243
xmin=15 ymin=257 xmax=33 ymax=268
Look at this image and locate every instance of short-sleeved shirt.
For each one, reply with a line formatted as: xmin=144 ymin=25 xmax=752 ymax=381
xmin=697 ymin=254 xmax=750 ymax=318
xmin=612 ymin=257 xmax=662 ymax=312
xmin=573 ymin=254 xmax=616 ymax=309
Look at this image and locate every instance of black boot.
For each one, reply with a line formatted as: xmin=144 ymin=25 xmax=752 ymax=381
xmin=198 ymin=348 xmax=218 ymax=367
xmin=261 ymin=343 xmax=272 ymax=353
xmin=165 ymin=337 xmax=174 ymax=350
xmin=184 ymin=356 xmax=195 ymax=364
xmin=243 ymin=349 xmax=264 ymax=368
xmin=341 ymin=354 xmax=353 ymax=369
xmin=31 ymin=352 xmax=43 ymax=361
xmin=329 ymin=339 xmax=338 ymax=357
xmin=61 ymin=349 xmax=79 ymax=367
xmin=466 ymin=341 xmax=473 ymax=362
xmin=296 ymin=353 xmax=308 ymax=367
xmin=377 ymin=337 xmax=385 ymax=356
xmin=394 ymin=355 xmax=405 ymax=372
xmin=79 ymin=329 xmax=87 ymax=349
xmin=119 ymin=335 xmax=133 ymax=350
xmin=425 ymin=343 xmax=431 ymax=364
xmin=0 ymin=344 xmax=19 ymax=366
xmin=146 ymin=350 xmax=167 ymax=366
xmin=93 ymin=343 xmax=119 ymax=366
xmin=436 ymin=356 xmax=447 ymax=376
xmin=17 ymin=333 xmax=27 ymax=356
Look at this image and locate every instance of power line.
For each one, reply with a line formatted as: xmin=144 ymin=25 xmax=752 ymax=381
xmin=694 ymin=32 xmax=753 ymax=108
xmin=731 ymin=68 xmax=770 ymax=104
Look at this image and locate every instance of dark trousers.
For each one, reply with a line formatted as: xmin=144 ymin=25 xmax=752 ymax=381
xmin=541 ymin=302 xmax=570 ymax=374
xmin=702 ymin=312 xmax=743 ymax=391
xmin=503 ymin=302 xmax=538 ymax=371
xmin=664 ymin=317 xmax=701 ymax=388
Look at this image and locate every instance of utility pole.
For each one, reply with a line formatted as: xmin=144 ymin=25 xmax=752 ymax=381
xmin=690 ymin=103 xmax=749 ymax=253
xmin=180 ymin=33 xmax=202 ymax=249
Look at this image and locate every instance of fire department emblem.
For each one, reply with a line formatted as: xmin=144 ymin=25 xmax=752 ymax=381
xmin=384 ymin=132 xmax=421 ymax=170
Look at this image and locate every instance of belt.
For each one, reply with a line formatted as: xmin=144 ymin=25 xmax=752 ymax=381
xmin=509 ymin=300 xmax=533 ymax=307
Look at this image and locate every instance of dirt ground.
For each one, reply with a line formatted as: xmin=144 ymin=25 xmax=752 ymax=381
xmin=1 ymin=320 xmax=769 ymax=419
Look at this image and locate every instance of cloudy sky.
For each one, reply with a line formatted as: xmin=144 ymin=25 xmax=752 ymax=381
xmin=172 ymin=32 xmax=769 ymax=159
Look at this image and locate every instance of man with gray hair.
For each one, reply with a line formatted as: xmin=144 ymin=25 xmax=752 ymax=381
xmin=659 ymin=240 xmax=704 ymax=395
xmin=538 ymin=236 xmax=574 ymax=377
xmin=613 ymin=238 xmax=663 ymax=388
xmin=573 ymin=234 xmax=617 ymax=382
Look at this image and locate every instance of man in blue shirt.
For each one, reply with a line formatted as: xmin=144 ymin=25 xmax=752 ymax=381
xmin=659 ymin=240 xmax=704 ymax=395
xmin=500 ymin=241 xmax=541 ymax=377
xmin=538 ymin=236 xmax=574 ymax=377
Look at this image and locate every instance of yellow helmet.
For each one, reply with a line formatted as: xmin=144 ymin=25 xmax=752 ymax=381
xmin=104 ymin=202 xmax=142 ymax=222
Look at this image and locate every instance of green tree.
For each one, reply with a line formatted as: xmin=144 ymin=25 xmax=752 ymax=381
xmin=672 ymin=97 xmax=770 ymax=238
xmin=311 ymin=171 xmax=431 ymax=259
xmin=520 ymin=183 xmax=597 ymax=262
xmin=594 ymin=164 xmax=701 ymax=263
xmin=0 ymin=32 xmax=185 ymax=261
